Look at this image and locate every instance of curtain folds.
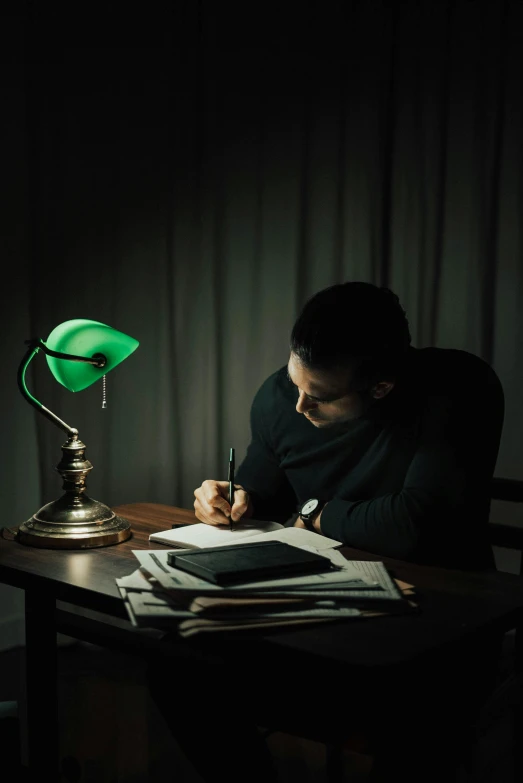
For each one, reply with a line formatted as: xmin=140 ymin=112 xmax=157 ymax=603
xmin=3 ymin=0 xmax=522 ymax=524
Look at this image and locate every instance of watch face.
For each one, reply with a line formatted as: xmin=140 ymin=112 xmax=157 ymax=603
xmin=301 ymin=498 xmax=319 ymax=516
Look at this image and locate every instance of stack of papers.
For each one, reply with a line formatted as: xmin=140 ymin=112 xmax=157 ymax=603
xmin=116 ymin=526 xmax=416 ymax=637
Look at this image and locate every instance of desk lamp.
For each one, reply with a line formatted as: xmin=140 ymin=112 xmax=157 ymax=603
xmin=16 ymin=319 xmax=139 ymax=549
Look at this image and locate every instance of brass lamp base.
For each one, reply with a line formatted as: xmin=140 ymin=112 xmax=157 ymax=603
xmin=17 ymin=434 xmax=132 ymax=549
xmin=16 ymin=328 xmax=139 ymax=550
xmin=18 ymin=495 xmax=131 ymax=549
xmin=18 ymin=494 xmax=132 ymax=549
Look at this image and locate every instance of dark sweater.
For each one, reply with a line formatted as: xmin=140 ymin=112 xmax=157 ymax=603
xmin=235 ymin=347 xmax=504 ymax=570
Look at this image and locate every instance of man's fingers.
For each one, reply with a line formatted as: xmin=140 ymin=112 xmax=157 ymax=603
xmin=194 ymin=480 xmax=234 ymax=526
xmin=194 ymin=480 xmax=252 ymax=526
xmin=231 ymin=488 xmax=251 ymax=522
xmin=193 ymin=496 xmax=229 ymax=526
xmin=201 ymin=479 xmax=230 ymax=507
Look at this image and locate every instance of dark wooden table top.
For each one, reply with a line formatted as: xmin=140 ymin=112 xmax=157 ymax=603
xmin=2 ymin=502 xmax=523 ymax=669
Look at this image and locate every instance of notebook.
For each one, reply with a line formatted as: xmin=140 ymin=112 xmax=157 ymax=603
xmin=149 ymin=520 xmax=341 ymax=552
xmin=166 ymin=540 xmax=335 ymax=586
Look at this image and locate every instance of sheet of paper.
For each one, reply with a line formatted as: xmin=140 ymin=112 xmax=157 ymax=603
xmin=189 ymin=595 xmax=310 ymax=613
xmin=177 ymin=615 xmax=345 ymax=638
xmin=127 ymin=592 xmax=194 ymax=619
xmin=116 ymin=585 xmax=139 ymax=627
xmin=234 ymin=526 xmax=341 ymax=552
xmin=116 ymin=568 xmax=156 ymax=591
xmin=345 ymin=559 xmax=401 ymax=595
xmin=187 ymin=605 xmax=361 ymax=621
xmin=394 ymin=578 xmax=415 ymax=594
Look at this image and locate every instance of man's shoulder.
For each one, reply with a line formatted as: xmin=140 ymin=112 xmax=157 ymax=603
xmin=249 ymin=366 xmax=293 ymax=432
xmin=411 ymin=346 xmax=499 ymax=380
xmin=253 ymin=365 xmax=290 ymax=402
xmin=408 ymin=347 xmax=503 ymax=404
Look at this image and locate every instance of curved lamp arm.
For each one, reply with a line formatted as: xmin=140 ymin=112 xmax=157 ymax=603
xmin=17 ymin=339 xmax=107 ymax=437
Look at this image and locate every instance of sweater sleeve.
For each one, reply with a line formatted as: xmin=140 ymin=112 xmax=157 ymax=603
xmin=235 ymin=382 xmax=297 ymax=524
xmin=320 ymin=394 xmax=490 ymax=564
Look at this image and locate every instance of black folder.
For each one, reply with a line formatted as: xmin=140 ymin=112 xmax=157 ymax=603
xmin=166 ymin=540 xmax=334 ymax=586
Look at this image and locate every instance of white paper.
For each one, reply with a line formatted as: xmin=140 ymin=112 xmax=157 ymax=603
xmin=345 ymin=559 xmax=400 ymax=594
xmin=177 ymin=613 xmax=354 ymax=638
xmin=230 ymin=526 xmax=341 ymax=552
xmin=183 ymin=605 xmax=361 ymax=622
xmin=126 ymin=592 xmax=194 ymax=619
xmin=148 ymin=519 xmax=284 ymax=548
xmin=116 ymin=568 xmax=156 ymax=591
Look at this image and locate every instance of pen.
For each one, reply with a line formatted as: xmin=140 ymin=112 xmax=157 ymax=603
xmin=228 ymin=447 xmax=235 ymax=531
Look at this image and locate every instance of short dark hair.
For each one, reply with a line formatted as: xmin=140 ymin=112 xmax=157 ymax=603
xmin=290 ymin=282 xmax=412 ymax=386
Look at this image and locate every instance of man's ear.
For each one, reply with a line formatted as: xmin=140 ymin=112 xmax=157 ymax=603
xmin=370 ymin=380 xmax=395 ymax=399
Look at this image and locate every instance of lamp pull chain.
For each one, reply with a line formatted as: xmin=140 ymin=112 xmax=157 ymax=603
xmin=102 ymin=374 xmax=107 ymax=409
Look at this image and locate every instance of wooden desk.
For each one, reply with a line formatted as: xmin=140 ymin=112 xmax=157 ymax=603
xmin=2 ymin=502 xmax=523 ymax=780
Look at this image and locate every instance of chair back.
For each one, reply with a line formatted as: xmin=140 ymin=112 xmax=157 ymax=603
xmin=415 ymin=348 xmax=505 ymax=569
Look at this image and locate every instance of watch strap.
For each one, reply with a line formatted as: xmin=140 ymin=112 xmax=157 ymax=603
xmin=301 ymin=515 xmax=317 ymax=531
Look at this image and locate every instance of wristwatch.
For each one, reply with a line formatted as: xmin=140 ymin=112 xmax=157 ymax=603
xmin=298 ymin=498 xmax=322 ymax=531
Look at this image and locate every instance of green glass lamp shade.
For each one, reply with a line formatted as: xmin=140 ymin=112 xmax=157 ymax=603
xmin=45 ymin=319 xmax=139 ymax=392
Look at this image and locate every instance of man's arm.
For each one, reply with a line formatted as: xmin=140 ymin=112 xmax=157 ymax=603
xmin=318 ymin=394 xmax=491 ymax=564
xmin=235 ymin=384 xmax=297 ymax=524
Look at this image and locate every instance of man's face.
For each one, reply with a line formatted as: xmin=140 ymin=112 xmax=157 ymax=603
xmin=286 ymin=353 xmax=393 ymax=428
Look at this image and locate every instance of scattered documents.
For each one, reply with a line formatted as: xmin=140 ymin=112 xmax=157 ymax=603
xmin=131 ymin=546 xmax=390 ymax=599
xmin=116 ymin=534 xmax=416 ymax=636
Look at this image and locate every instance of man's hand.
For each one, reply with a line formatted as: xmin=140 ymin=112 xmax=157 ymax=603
xmin=194 ymin=480 xmax=254 ymax=526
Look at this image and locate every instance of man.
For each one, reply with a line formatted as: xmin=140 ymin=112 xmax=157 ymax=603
xmin=194 ymin=280 xmax=503 ymax=571
xmin=150 ymin=282 xmax=504 ymax=783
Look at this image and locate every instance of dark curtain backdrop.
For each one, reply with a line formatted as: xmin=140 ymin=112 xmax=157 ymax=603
xmin=2 ymin=0 xmax=523 ymax=645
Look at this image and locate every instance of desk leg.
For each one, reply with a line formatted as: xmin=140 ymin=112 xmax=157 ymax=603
xmin=24 ymin=591 xmax=59 ymax=781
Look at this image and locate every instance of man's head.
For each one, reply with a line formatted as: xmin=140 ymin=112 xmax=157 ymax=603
xmin=287 ymin=282 xmax=411 ymax=428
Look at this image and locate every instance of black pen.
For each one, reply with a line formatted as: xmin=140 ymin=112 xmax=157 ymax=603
xmin=228 ymin=447 xmax=235 ymax=531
